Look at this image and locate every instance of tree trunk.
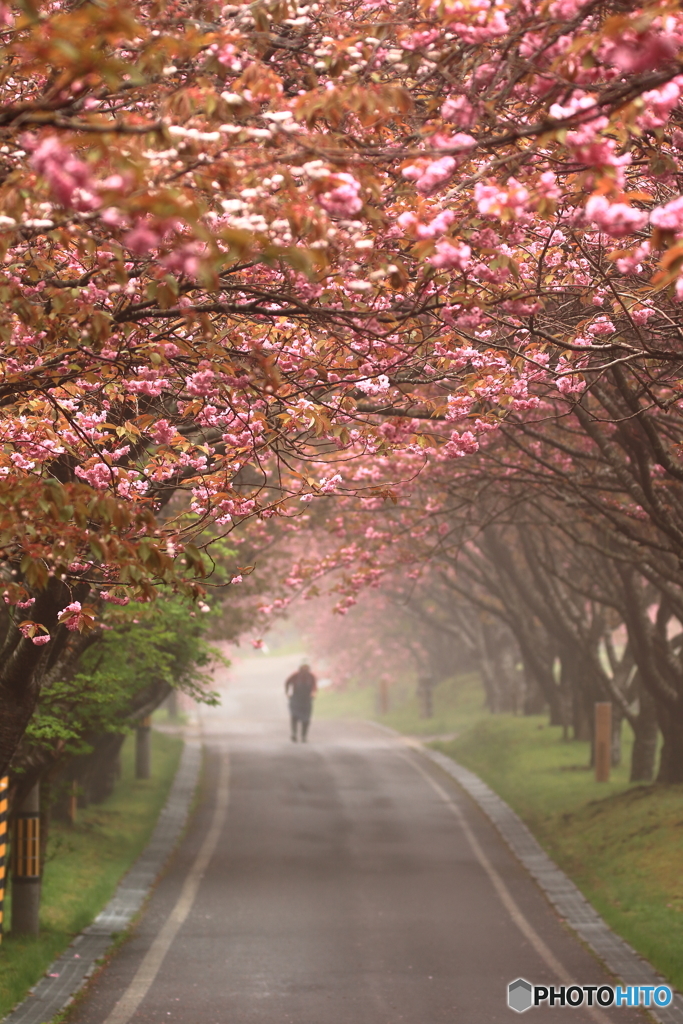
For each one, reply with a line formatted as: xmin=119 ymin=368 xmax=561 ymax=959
xmin=0 ymin=582 xmax=93 ymax=777
xmin=478 ymin=657 xmax=499 ymax=713
xmin=656 ymin=703 xmax=683 ymax=784
xmin=90 ymin=734 xmax=126 ymax=802
xmin=417 ymin=676 xmax=434 ymax=719
xmin=166 ymin=689 xmax=179 ymax=719
xmin=611 ymin=706 xmax=623 ymax=767
xmin=510 ymin=636 xmax=561 ymax=722
xmin=497 ymin=641 xmax=521 ymax=713
xmin=68 ymin=733 xmax=127 ymax=808
xmin=572 ymin=686 xmax=592 ymax=743
xmin=630 ymin=684 xmax=658 ymax=782
xmin=0 ymin=648 xmax=43 ymax=778
xmin=523 ymin=675 xmax=546 ymax=715
xmin=135 ymin=720 xmax=152 ymax=779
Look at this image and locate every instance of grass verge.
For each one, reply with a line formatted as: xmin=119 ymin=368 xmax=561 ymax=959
xmin=318 ymin=674 xmax=683 ymax=991
xmin=0 ymin=730 xmax=183 ymax=1019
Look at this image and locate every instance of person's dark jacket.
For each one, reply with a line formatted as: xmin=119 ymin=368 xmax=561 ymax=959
xmin=285 ymin=667 xmax=317 ymax=716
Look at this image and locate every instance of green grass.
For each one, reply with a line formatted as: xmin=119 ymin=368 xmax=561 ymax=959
xmin=316 ymin=670 xmax=485 ymax=735
xmin=0 ymin=731 xmax=183 ymax=1019
xmin=437 ymin=714 xmax=636 ymax=822
xmin=152 ymin=706 xmax=189 ymax=725
xmin=320 ymin=673 xmax=683 ymax=991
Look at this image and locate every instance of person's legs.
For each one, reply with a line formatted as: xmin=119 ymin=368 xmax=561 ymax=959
xmin=301 ymin=716 xmax=310 ymax=742
xmin=290 ymin=713 xmax=298 ymax=741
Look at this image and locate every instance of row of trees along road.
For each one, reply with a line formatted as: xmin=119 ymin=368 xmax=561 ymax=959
xmin=5 ymin=0 xmax=683 ymax=786
xmin=9 ymin=519 xmax=287 ymax=809
xmin=290 ymin=390 xmax=683 ymax=782
xmin=294 ymin=342 xmax=683 ymax=781
xmin=3 ymin=513 xmax=286 ymax=933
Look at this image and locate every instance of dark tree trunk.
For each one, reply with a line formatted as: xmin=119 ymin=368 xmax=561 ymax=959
xmin=611 ymin=706 xmax=623 ymax=768
xmin=417 ymin=675 xmax=432 ymax=716
xmin=166 ymin=689 xmax=179 ymax=719
xmin=72 ymin=733 xmax=127 ymax=806
xmin=0 ymin=637 xmax=48 ymax=775
xmin=496 ymin=639 xmax=522 ymax=713
xmin=515 ymin=644 xmax=562 ymax=724
xmin=135 ymin=721 xmax=152 ymax=779
xmin=0 ymin=581 xmax=92 ymax=776
xmin=656 ymin=703 xmax=683 ymax=784
xmin=523 ymin=676 xmax=546 ymax=715
xmin=630 ymin=684 xmax=659 ymax=782
xmin=478 ymin=648 xmax=500 ymax=713
xmin=567 ymin=662 xmax=592 ymax=742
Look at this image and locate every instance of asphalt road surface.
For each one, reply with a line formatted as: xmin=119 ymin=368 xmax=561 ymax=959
xmin=69 ymin=653 xmax=648 ymax=1024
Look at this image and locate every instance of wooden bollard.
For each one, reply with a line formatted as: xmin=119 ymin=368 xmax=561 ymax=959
xmin=595 ymin=702 xmax=612 ymax=783
xmin=68 ymin=780 xmax=78 ymax=825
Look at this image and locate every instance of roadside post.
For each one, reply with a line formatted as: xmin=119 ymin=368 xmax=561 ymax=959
xmin=136 ymin=716 xmax=152 ymax=779
xmin=68 ymin=779 xmax=78 ymax=824
xmin=0 ymin=776 xmax=7 ymax=943
xmin=595 ymin=702 xmax=612 ymax=783
xmin=11 ymin=782 xmax=41 ymax=936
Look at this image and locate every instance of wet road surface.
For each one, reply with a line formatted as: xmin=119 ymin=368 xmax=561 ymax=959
xmin=68 ymin=653 xmax=647 ymax=1024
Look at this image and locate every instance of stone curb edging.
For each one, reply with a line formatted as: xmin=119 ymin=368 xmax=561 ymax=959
xmin=2 ymin=738 xmax=202 ymax=1024
xmin=420 ymin=743 xmax=683 ymax=1024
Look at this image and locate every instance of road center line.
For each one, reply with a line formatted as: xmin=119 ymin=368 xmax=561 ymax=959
xmin=102 ymin=753 xmax=230 ymax=1024
xmin=401 ymin=750 xmax=611 ymax=1024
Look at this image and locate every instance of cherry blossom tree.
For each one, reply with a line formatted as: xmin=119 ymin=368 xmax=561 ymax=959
xmin=3 ymin=0 xmax=683 ymax=772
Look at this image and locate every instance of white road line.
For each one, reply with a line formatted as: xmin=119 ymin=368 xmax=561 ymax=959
xmin=102 ymin=754 xmax=230 ymax=1024
xmin=402 ymin=750 xmax=611 ymax=1024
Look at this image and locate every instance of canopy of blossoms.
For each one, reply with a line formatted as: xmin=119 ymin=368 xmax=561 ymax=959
xmin=3 ymin=0 xmax=683 ymax=771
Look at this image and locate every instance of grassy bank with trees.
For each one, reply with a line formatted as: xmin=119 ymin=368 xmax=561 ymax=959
xmin=316 ymin=673 xmax=683 ymax=992
xmin=0 ymin=731 xmax=183 ymax=1021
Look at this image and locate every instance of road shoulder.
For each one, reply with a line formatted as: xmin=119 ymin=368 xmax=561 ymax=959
xmin=384 ymin=724 xmax=683 ymax=1024
xmin=1 ymin=739 xmax=201 ymax=1024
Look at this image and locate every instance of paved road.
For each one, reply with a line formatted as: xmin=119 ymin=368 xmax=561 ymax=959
xmin=69 ymin=653 xmax=647 ymax=1024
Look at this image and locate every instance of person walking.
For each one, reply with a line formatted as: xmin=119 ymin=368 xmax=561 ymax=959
xmin=285 ymin=663 xmax=317 ymax=742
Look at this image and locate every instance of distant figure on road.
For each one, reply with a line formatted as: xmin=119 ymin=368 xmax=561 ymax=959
xmin=285 ymin=664 xmax=317 ymax=742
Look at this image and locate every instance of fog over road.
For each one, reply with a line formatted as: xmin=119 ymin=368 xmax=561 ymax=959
xmin=70 ymin=653 xmax=647 ymax=1024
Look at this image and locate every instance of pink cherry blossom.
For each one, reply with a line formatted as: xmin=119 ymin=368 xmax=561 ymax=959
xmin=124 ymin=222 xmax=162 ymax=254
xmin=403 ymin=157 xmax=456 ymax=194
xmin=650 ymin=196 xmax=683 ymax=232
xmin=474 ymin=179 xmax=530 ymax=220
xmin=429 ymin=240 xmax=472 ymax=271
xmin=29 ymin=135 xmax=99 ymax=210
xmin=441 ymin=95 xmax=474 ymax=126
xmin=443 ymin=430 xmax=479 ymax=458
xmin=318 ymin=174 xmax=363 ymax=217
xmin=584 ymin=195 xmax=648 ymax=237
xmin=151 ymin=420 xmax=177 ymax=444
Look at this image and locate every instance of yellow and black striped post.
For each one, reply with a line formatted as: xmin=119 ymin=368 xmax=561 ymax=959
xmin=0 ymin=776 xmax=8 ymax=943
xmin=11 ymin=783 xmax=41 ymax=936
